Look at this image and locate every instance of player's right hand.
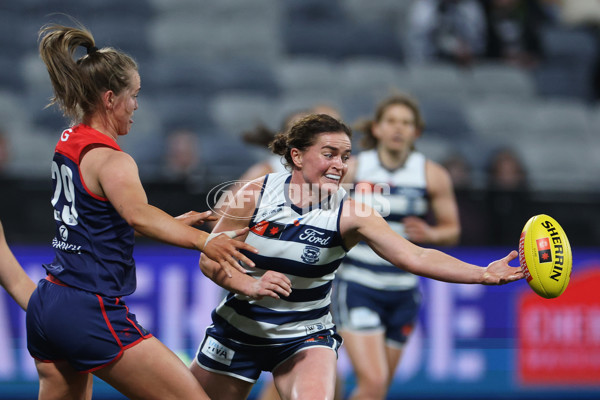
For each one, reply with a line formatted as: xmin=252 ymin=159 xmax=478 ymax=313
xmin=202 ymin=228 xmax=258 ymax=277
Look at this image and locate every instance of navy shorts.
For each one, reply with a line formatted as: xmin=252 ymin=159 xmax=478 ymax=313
xmin=194 ymin=327 xmax=343 ymax=383
xmin=332 ymin=279 xmax=421 ymax=347
xmin=26 ymin=276 xmax=152 ymax=373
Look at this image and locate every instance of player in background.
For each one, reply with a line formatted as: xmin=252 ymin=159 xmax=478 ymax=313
xmin=26 ymin=22 xmax=257 ymax=400
xmin=0 ymin=219 xmax=36 ymax=310
xmin=190 ymin=114 xmax=522 ymax=400
xmin=333 ymin=93 xmax=461 ymax=399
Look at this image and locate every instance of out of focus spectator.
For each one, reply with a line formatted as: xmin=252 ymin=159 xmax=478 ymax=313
xmin=405 ymin=0 xmax=487 ymax=66
xmin=441 ymin=151 xmax=489 ymax=245
xmin=441 ymin=151 xmax=473 ymax=189
xmin=555 ymin=0 xmax=600 ymax=26
xmin=487 ymin=147 xmax=528 ymax=190
xmin=485 ymin=147 xmax=531 ymax=244
xmin=549 ymin=0 xmax=600 ymax=101
xmin=480 ymin=0 xmax=548 ymax=69
xmin=162 ymin=128 xmax=202 ymax=182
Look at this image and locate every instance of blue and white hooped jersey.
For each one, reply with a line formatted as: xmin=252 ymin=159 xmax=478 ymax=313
xmin=210 ymin=172 xmax=348 ymax=345
xmin=337 ymin=150 xmax=429 ymax=290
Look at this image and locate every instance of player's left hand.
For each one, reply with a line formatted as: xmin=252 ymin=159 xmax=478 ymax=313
xmin=403 ymin=216 xmax=433 ymax=244
xmin=248 ymin=270 xmax=292 ymax=300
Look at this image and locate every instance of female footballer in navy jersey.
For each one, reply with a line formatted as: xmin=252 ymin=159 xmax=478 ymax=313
xmin=26 ymin=22 xmax=257 ymax=400
xmin=191 ymin=114 xmax=524 ymax=400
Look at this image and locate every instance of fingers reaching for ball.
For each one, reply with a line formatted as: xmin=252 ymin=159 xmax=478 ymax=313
xmin=483 ymin=250 xmax=526 ymax=285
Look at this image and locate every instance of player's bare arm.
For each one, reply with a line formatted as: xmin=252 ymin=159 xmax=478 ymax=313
xmin=0 ymin=220 xmax=35 ymax=311
xmin=84 ymin=147 xmax=257 ymax=275
xmin=403 ymin=160 xmax=460 ymax=246
xmin=341 ymin=198 xmax=524 ymax=285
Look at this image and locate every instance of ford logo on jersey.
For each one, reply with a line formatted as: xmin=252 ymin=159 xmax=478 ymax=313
xmin=298 ymin=228 xmax=331 ymax=246
xmin=301 ymin=245 xmax=321 ymax=264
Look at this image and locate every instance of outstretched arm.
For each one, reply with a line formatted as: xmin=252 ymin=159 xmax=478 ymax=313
xmin=90 ymin=148 xmax=257 ymax=276
xmin=0 ymin=221 xmax=36 ymax=310
xmin=341 ymin=199 xmax=524 ymax=285
xmin=134 ymin=210 xmax=217 ymax=237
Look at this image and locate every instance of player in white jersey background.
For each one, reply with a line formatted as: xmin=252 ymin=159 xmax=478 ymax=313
xmin=333 ymin=94 xmax=461 ymax=400
xmin=191 ymin=113 xmax=521 ymax=400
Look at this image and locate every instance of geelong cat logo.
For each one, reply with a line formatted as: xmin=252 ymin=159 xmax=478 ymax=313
xmin=301 ymin=245 xmax=320 ymax=264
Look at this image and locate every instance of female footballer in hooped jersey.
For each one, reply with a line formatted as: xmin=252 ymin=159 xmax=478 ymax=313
xmin=26 ymin=22 xmax=257 ymax=400
xmin=191 ymin=113 xmax=524 ymax=400
xmin=333 ymin=93 xmax=461 ymax=400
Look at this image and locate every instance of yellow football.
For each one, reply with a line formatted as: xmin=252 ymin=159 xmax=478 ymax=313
xmin=518 ymin=214 xmax=572 ymax=299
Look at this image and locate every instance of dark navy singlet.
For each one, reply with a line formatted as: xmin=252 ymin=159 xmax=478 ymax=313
xmin=45 ymin=124 xmax=136 ymax=297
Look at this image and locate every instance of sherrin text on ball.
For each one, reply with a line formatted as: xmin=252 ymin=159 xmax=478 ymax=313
xmin=518 ymin=214 xmax=572 ymax=299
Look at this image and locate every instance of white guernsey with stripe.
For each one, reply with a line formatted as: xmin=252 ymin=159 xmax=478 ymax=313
xmin=211 ymin=172 xmax=348 ymax=344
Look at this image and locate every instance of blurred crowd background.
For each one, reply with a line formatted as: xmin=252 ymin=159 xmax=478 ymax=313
xmin=0 ymin=0 xmax=599 ymax=246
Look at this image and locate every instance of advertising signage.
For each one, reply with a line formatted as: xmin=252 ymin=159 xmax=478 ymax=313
xmin=1 ymin=245 xmax=599 ymax=399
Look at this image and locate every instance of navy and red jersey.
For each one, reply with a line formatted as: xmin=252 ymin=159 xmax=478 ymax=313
xmin=44 ymin=124 xmax=136 ymax=297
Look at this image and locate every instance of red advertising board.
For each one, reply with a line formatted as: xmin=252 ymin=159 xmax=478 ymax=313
xmin=518 ymin=266 xmax=600 ymax=385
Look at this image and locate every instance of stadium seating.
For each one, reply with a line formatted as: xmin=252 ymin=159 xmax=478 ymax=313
xmin=405 ymin=63 xmax=471 ymax=102
xmin=533 ymin=26 xmax=598 ymax=101
xmin=338 ymin=58 xmax=407 ymax=98
xmin=275 ymin=58 xmax=341 ymax=98
xmin=210 ymin=92 xmax=278 ymax=137
xmin=0 ymin=0 xmax=598 ymax=193
xmin=467 ymin=63 xmax=537 ymax=101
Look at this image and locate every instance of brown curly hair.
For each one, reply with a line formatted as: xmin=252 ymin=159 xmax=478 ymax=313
xmin=270 ymin=114 xmax=352 ymax=169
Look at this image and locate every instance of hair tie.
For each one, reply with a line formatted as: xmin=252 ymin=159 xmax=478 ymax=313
xmin=87 ymin=45 xmax=98 ymax=55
